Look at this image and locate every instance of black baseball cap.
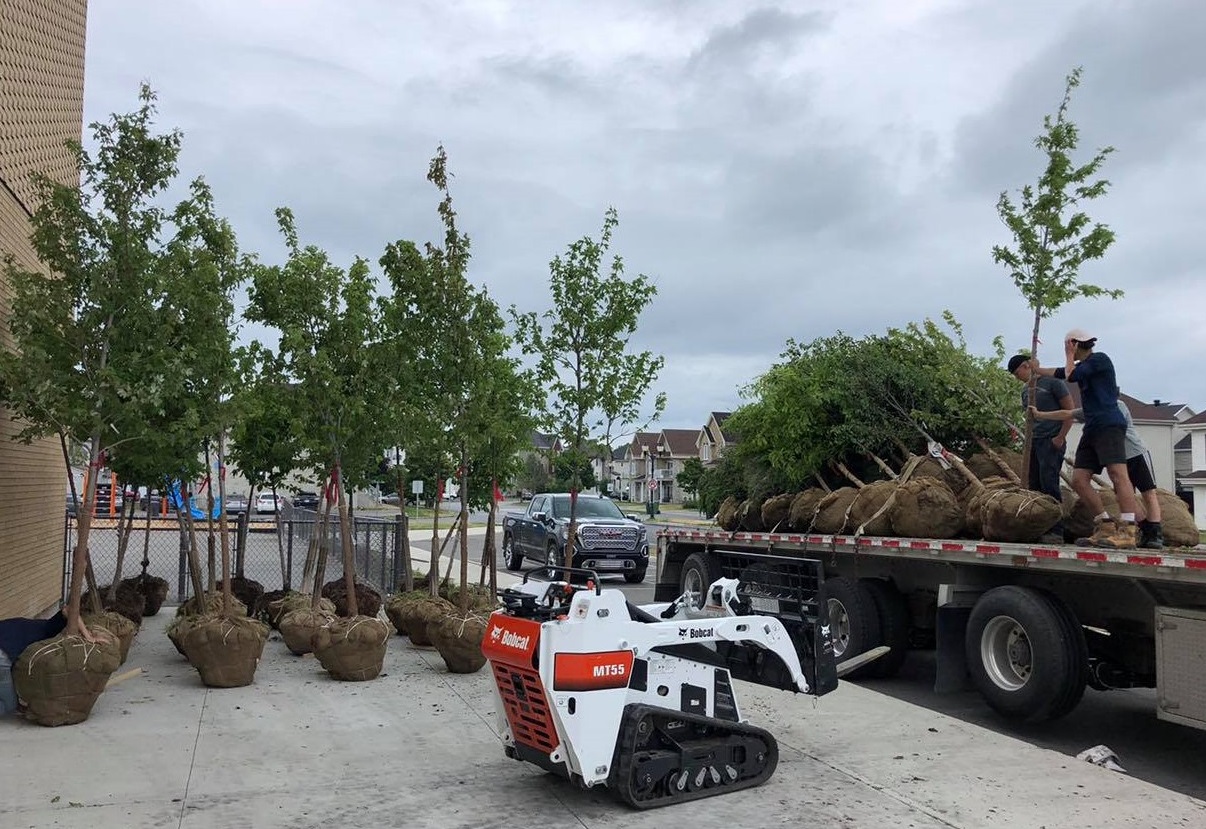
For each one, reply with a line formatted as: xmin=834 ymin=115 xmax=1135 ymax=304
xmin=1007 ymin=354 xmax=1029 ymax=374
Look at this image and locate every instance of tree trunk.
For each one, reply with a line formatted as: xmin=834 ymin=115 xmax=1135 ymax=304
xmin=488 ymin=496 xmax=498 ymax=598
xmin=833 ymin=461 xmax=865 ymax=488
xmin=239 ymin=482 xmax=256 ymax=578
xmin=310 ymin=478 xmax=336 ymax=609
xmin=1019 ymin=307 xmax=1041 ymax=486
xmin=59 ymin=431 xmax=103 ymax=616
xmin=429 ymin=473 xmax=442 ymax=598
xmin=107 ymin=486 xmax=139 ymax=602
xmin=177 ymin=482 xmax=208 ymax=605
xmin=813 ymin=473 xmax=831 ymax=494
xmin=139 ymin=488 xmax=152 ymax=575
xmin=299 ymin=471 xmax=331 ymax=595
xmin=335 ymin=464 xmax=360 ymax=617
xmin=459 ymin=449 xmax=470 ymax=612
xmin=61 ymin=434 xmax=106 ymax=638
xmin=204 ymin=442 xmax=217 ymax=594
xmin=216 ymin=435 xmax=234 ymax=617
xmin=395 ymin=467 xmax=413 ymax=593
xmin=479 ymin=488 xmax=497 ymax=587
xmin=974 ymin=436 xmax=1022 ymax=484
xmin=565 ymin=487 xmax=578 ymax=573
xmin=271 ymin=482 xmax=287 ymax=588
xmin=865 ymin=452 xmax=898 ymax=480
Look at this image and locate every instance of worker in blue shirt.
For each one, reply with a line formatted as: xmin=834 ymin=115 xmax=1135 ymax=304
xmin=1032 ymin=328 xmax=1140 ymax=549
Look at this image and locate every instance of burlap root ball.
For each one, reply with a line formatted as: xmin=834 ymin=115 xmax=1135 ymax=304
xmin=177 ymin=593 xmax=247 ymax=618
xmin=1155 ymin=490 xmax=1199 ymax=548
xmin=715 ymin=497 xmax=741 ymax=531
xmin=83 ymin=582 xmax=146 ymax=625
xmin=384 ymin=591 xmax=423 ymax=636
xmin=446 ymin=583 xmax=498 ymax=613
xmin=259 ymin=589 xmax=289 ymax=626
xmin=14 ymin=631 xmax=122 ymax=727
xmin=321 ymin=578 xmax=383 ymax=618
xmin=812 ymin=487 xmax=859 ymax=534
xmin=121 ymin=574 xmax=169 ymax=617
xmin=266 ymin=593 xmax=334 ymax=629
xmin=738 ymin=498 xmax=766 ymax=532
xmin=82 ymin=611 xmax=138 ymax=664
xmin=890 ymin=478 xmax=964 ymax=539
xmin=216 ymin=577 xmax=266 ymax=618
xmin=279 ymin=607 xmax=336 ymax=655
xmin=981 ymin=489 xmax=1062 ymax=543
xmin=428 ymin=612 xmax=490 ymax=674
xmin=911 ymin=458 xmax=969 ymax=496
xmin=312 ymin=616 xmax=390 ymax=681
xmin=966 ymin=448 xmax=1023 ymax=482
xmin=179 ymin=614 xmax=270 ymax=688
xmin=760 ymin=494 xmax=795 ymax=532
xmin=788 ymin=489 xmax=825 ymax=532
xmin=404 ymin=596 xmax=457 ymax=647
xmin=847 ymin=481 xmax=897 ymax=536
xmin=1062 ymin=489 xmax=1118 ymax=541
xmin=962 ymin=478 xmax=1016 ymax=538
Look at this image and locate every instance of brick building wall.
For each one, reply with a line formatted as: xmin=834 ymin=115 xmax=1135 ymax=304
xmin=0 ymin=0 xmax=89 ymax=617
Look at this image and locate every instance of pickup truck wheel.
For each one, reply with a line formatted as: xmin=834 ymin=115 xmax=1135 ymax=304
xmin=502 ymin=533 xmax=523 ymax=571
xmin=624 ymin=566 xmax=647 ymax=584
xmin=545 ymin=542 xmax=563 ymax=580
xmin=966 ymin=585 xmax=1080 ymax=723
xmin=859 ymin=578 xmax=911 ymax=679
xmin=679 ymin=553 xmax=721 ymax=610
xmin=820 ymin=576 xmax=882 ymax=679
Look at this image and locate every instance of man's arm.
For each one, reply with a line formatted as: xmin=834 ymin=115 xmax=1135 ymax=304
xmin=1053 ymin=391 xmax=1075 ymax=447
xmin=1029 ymin=405 xmax=1084 ymax=423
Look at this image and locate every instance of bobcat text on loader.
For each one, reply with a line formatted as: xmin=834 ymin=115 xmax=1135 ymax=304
xmin=481 ymin=559 xmax=870 ymax=809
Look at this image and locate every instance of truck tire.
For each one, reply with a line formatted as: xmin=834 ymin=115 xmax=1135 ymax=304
xmin=624 ymin=566 xmax=647 ymax=584
xmin=502 ymin=533 xmax=523 ymax=571
xmin=966 ymin=585 xmax=1083 ymax=723
xmin=1036 ymin=590 xmax=1088 ymax=720
xmin=679 ymin=552 xmax=721 ymax=609
xmin=821 ymin=576 xmax=882 ymax=679
xmin=859 ymin=578 xmax=910 ymax=679
xmin=545 ymin=542 xmax=563 ymax=580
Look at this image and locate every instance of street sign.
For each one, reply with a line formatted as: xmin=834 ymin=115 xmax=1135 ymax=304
xmin=411 ymin=480 xmax=424 ymax=495
xmin=648 ymin=479 xmax=657 ymax=491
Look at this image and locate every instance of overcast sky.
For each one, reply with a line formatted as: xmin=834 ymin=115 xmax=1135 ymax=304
xmin=82 ymin=0 xmax=1206 ymax=440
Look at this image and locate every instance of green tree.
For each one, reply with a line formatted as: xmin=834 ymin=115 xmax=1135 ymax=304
xmin=992 ymin=66 xmax=1120 ymax=482
xmin=676 ymin=456 xmax=706 ymax=500
xmin=552 ymin=452 xmax=597 ymax=493
xmin=0 ymin=85 xmax=182 ymax=639
xmin=512 ymin=207 xmax=663 ymax=568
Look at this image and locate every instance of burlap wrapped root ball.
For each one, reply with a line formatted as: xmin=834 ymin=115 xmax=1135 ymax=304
xmin=911 ymin=458 xmax=969 ymax=496
xmin=966 ymin=447 xmax=1023 ymax=482
xmin=321 ymin=577 xmax=383 ymax=618
xmin=788 ymin=489 xmax=825 ymax=532
xmin=216 ymin=577 xmax=266 ymax=618
xmin=14 ymin=631 xmax=122 ymax=726
xmin=312 ymin=616 xmax=390 ymax=682
xmin=177 ymin=593 xmax=247 ymax=619
xmin=738 ymin=498 xmax=766 ymax=532
xmin=981 ymin=489 xmax=1063 ymax=543
xmin=760 ymin=494 xmax=795 ymax=532
xmin=962 ymin=477 xmax=1016 ymax=538
xmin=405 ymin=596 xmax=457 ymax=647
xmin=179 ymin=614 xmax=270 ymax=688
xmin=121 ymin=574 xmax=169 ymax=617
xmin=847 ymin=481 xmax=897 ymax=536
xmin=384 ymin=590 xmax=426 ymax=636
xmin=1155 ymin=490 xmax=1199 ymax=548
xmin=1061 ymin=489 xmax=1118 ymax=541
xmin=812 ymin=487 xmax=858 ymax=534
xmin=83 ymin=582 xmax=146 ymax=625
xmin=428 ymin=612 xmax=490 ymax=674
xmin=83 ymin=610 xmax=138 ymax=664
xmin=265 ymin=592 xmax=334 ymax=629
xmin=715 ymin=497 xmax=741 ymax=531
xmin=447 ymin=583 xmax=499 ymax=613
xmin=279 ymin=606 xmax=337 ymax=655
xmin=890 ymin=478 xmax=964 ymax=539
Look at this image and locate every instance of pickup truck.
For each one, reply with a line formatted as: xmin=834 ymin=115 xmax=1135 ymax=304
xmin=501 ymin=493 xmax=650 ymax=583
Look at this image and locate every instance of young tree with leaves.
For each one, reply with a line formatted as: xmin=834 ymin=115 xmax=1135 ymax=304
xmin=992 ymin=66 xmax=1120 ymax=482
xmin=512 ymin=207 xmax=663 ymax=568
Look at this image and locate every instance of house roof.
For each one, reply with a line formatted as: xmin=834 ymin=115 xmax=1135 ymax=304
xmin=627 ymin=431 xmax=661 ymax=457
xmin=612 ymin=446 xmax=626 ymax=461
xmin=660 ymin=429 xmax=700 ymax=457
xmin=711 ymin=411 xmax=735 ymax=442
xmin=1176 ymin=434 xmax=1192 ymax=450
xmin=1178 ymin=470 xmax=1206 ymax=481
xmin=1182 ymin=410 xmax=1206 ymax=427
xmin=531 ymin=431 xmax=560 ymax=451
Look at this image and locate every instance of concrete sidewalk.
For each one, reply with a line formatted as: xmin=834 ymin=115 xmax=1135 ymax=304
xmin=2 ymin=596 xmax=1204 ymax=829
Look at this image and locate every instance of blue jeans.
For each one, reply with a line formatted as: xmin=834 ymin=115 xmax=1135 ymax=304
xmin=1029 ymin=436 xmax=1066 ymax=534
xmin=0 ymin=649 xmax=16 ymax=716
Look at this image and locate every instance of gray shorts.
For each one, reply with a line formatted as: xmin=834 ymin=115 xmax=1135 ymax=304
xmin=0 ymin=649 xmax=16 ymax=716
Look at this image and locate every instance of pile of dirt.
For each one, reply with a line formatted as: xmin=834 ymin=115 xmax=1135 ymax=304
xmin=312 ymin=616 xmax=390 ymax=682
xmin=216 ymin=577 xmax=266 ymax=618
xmin=83 ymin=583 xmax=146 ymax=625
xmin=428 ymin=612 xmax=490 ymax=674
xmin=1156 ymin=490 xmax=1200 ymax=548
xmin=279 ymin=607 xmax=336 ymax=655
xmin=981 ymin=489 xmax=1063 ymax=543
xmin=890 ymin=478 xmax=964 ymax=539
xmin=179 ymin=614 xmax=270 ymax=688
xmin=321 ymin=578 xmax=383 ymax=618
xmin=788 ymin=489 xmax=825 ymax=531
xmin=812 ymin=487 xmax=858 ymax=534
xmin=715 ymin=497 xmax=741 ymax=531
xmin=760 ymin=494 xmax=795 ymax=532
xmin=177 ymin=593 xmax=247 ymax=618
xmin=847 ymin=481 xmax=897 ymax=536
xmin=121 ymin=574 xmax=169 ymax=617
xmin=738 ymin=498 xmax=766 ymax=532
xmin=82 ymin=611 xmax=138 ymax=664
xmin=14 ymin=632 xmax=122 ymax=726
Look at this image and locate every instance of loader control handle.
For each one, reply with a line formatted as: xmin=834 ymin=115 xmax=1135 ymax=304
xmin=520 ymin=565 xmax=602 ymax=595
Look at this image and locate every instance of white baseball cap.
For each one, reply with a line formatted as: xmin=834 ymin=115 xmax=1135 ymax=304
xmin=1066 ymin=328 xmax=1096 ymax=343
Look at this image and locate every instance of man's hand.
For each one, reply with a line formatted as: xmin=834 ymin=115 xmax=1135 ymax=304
xmin=1065 ymin=338 xmax=1077 ymax=359
xmin=1053 ymin=435 xmax=1066 ymax=449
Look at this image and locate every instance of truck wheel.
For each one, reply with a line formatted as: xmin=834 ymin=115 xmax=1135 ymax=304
xmin=545 ymin=542 xmax=562 ymax=580
xmin=1036 ymin=590 xmax=1088 ymax=720
xmin=502 ymin=533 xmax=523 ymax=571
xmin=679 ymin=553 xmax=721 ymax=609
xmin=624 ymin=567 xmax=647 ymax=584
xmin=821 ymin=577 xmax=882 ymax=679
xmin=966 ymin=586 xmax=1082 ymax=723
xmin=859 ymin=579 xmax=911 ymax=679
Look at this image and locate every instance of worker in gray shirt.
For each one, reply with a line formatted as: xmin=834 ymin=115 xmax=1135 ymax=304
xmin=1008 ymin=354 xmax=1074 ymax=543
xmin=1030 ymin=399 xmax=1164 ymax=549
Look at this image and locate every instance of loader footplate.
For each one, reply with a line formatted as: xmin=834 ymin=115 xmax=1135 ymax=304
xmin=609 ymin=703 xmax=778 ymax=809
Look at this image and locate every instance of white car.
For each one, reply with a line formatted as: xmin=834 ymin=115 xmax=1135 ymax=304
xmin=255 ymin=493 xmax=281 ymax=515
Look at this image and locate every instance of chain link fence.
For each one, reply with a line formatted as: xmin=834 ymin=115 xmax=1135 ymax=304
xmin=63 ymin=507 xmax=408 ymax=605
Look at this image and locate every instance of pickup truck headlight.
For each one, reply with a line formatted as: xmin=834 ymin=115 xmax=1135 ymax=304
xmin=557 ymin=523 xmax=568 ymax=541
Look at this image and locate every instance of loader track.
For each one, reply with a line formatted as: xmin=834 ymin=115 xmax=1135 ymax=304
xmin=608 ymin=703 xmax=779 ymax=809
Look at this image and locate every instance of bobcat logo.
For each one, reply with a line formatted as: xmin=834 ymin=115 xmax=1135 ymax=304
xmin=678 ymin=628 xmax=687 ymax=637
xmin=490 ymin=626 xmax=503 ymax=642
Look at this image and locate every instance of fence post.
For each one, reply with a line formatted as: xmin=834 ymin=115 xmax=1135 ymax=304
xmin=380 ymin=523 xmax=387 ymax=593
xmin=392 ymin=514 xmax=403 ymax=592
xmin=285 ymin=520 xmax=294 ymax=592
xmin=177 ymin=526 xmax=189 ymax=603
xmin=235 ymin=510 xmax=248 ymax=577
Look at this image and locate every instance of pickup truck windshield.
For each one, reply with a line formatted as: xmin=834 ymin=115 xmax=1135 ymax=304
xmin=547 ymin=497 xmax=625 ymax=520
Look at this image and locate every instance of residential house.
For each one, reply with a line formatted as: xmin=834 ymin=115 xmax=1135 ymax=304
xmin=591 ymin=445 xmax=627 ymax=497
xmin=624 ymin=429 xmax=699 ymax=503
xmin=1176 ymin=411 xmax=1206 ymax=530
xmin=515 ymin=431 xmax=562 ymax=492
xmin=697 ymin=411 xmax=734 ymax=466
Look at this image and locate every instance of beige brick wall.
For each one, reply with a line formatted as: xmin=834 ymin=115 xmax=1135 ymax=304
xmin=0 ymin=0 xmax=88 ymax=618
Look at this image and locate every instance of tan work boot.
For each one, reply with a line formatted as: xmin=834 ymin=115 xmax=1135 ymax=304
xmin=1096 ymin=520 xmax=1139 ymax=550
xmin=1076 ymin=518 xmax=1116 ymax=547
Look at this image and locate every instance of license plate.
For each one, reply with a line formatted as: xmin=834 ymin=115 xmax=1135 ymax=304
xmin=593 ymin=560 xmax=624 ymax=570
xmin=747 ymin=595 xmax=779 ymax=614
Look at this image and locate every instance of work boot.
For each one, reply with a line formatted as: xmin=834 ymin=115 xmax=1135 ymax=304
xmin=1096 ymin=520 xmax=1139 ymax=550
xmin=1139 ymin=521 xmax=1165 ymax=550
xmin=1076 ymin=518 xmax=1116 ymax=547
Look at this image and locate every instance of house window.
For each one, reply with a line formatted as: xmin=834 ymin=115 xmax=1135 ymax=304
xmin=701 ymin=443 xmax=711 ymax=462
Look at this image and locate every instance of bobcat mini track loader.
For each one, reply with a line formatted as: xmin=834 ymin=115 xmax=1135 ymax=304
xmin=481 ymin=557 xmax=847 ymax=809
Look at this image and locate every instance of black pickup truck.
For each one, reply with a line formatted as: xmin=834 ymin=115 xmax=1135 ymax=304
xmin=501 ymin=493 xmax=650 ymax=583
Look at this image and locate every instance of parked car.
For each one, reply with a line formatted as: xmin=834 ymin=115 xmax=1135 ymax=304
xmin=292 ymin=491 xmax=320 ymax=510
xmin=501 ymin=493 xmax=649 ymax=583
xmin=224 ymin=493 xmax=250 ymax=516
xmin=66 ymin=493 xmax=78 ymax=517
xmin=255 ymin=493 xmax=281 ymax=515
